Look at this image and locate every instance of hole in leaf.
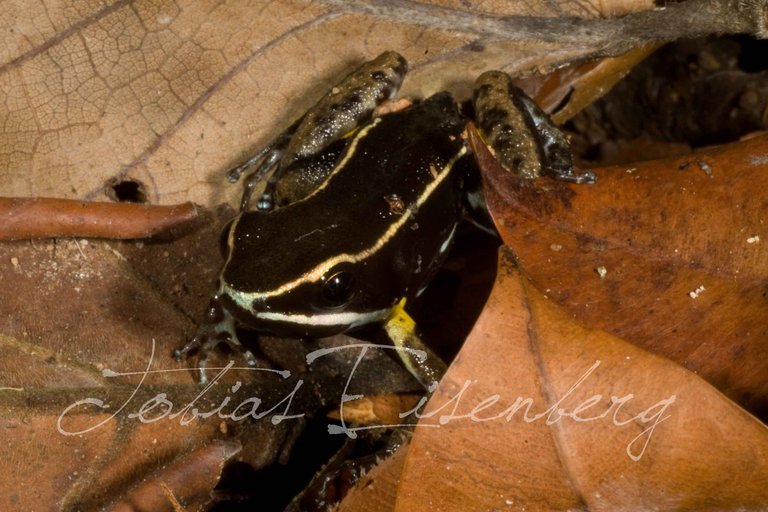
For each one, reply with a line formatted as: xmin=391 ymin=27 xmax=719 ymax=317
xmin=106 ymin=178 xmax=147 ymax=203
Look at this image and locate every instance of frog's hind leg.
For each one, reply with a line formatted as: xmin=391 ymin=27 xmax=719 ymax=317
xmin=473 ymin=70 xmax=595 ymax=184
xmin=230 ymin=51 xmax=409 ymax=212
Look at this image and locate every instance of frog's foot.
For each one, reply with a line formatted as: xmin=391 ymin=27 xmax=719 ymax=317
xmin=250 ymin=169 xmax=281 ymax=212
xmin=227 ymin=123 xmax=298 ymax=211
xmin=174 ymin=297 xmax=257 ymax=384
xmin=256 ymin=191 xmax=274 ymax=211
xmin=541 ymin=140 xmax=596 ymax=184
xmin=236 ymin=149 xmax=283 ymax=212
xmin=473 ymin=71 xmax=596 ymax=185
xmin=551 ymin=166 xmax=596 ymax=184
xmin=531 ymin=118 xmax=596 ymax=184
xmin=226 ymin=145 xmax=274 ymax=184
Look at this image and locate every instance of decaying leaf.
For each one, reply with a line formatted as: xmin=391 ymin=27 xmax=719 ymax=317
xmin=0 ymin=218 xmax=422 ymax=510
xmin=471 ymin=126 xmax=768 ymax=417
xmin=394 ymin=248 xmax=768 ymax=510
xmin=0 ymin=212 xmax=292 ymax=510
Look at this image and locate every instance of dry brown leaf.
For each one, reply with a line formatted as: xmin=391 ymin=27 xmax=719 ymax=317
xmin=336 ymin=438 xmax=408 ymax=512
xmin=528 ymin=44 xmax=659 ymax=124
xmin=471 ymin=127 xmax=768 ymax=417
xmin=0 ymin=201 xmax=369 ymax=510
xmin=110 ymin=440 xmax=241 ymax=512
xmin=0 ymin=210 xmax=423 ymax=510
xmin=395 ymin=248 xmax=768 ymax=511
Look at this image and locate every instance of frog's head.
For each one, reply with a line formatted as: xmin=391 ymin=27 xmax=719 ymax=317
xmin=216 ymin=209 xmax=404 ymax=338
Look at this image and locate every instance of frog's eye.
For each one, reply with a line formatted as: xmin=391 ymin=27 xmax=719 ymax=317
xmin=218 ymin=220 xmax=234 ymax=258
xmin=320 ymin=269 xmax=356 ymax=308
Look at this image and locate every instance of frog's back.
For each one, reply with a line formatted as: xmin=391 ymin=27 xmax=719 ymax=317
xmin=224 ymin=93 xmax=468 ymax=294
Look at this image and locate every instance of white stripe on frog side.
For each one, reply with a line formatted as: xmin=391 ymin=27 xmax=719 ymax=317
xmin=254 ymin=307 xmax=390 ymax=328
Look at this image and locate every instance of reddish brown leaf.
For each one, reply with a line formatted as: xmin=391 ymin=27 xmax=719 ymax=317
xmin=0 ymin=401 xmax=232 ymax=511
xmin=336 ymin=440 xmax=408 ymax=512
xmin=518 ymin=43 xmax=660 ymax=123
xmin=110 ymin=440 xmax=241 ymax=512
xmin=395 ymin=248 xmax=768 ymax=511
xmin=471 ymin=126 xmax=768 ymax=415
xmin=0 ymin=213 xmax=295 ymax=511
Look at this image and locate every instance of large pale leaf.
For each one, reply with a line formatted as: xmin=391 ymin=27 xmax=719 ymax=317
xmin=2 ymin=0 xmax=764 ymax=207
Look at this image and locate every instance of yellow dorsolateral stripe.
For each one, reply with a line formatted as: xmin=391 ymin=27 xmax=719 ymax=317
xmin=221 ymin=118 xmax=384 ymax=290
xmin=223 ymin=144 xmax=468 ymax=311
xmin=301 ymin=118 xmax=383 ymax=202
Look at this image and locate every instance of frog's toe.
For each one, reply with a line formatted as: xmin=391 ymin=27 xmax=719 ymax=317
xmin=176 ymin=318 xmax=256 ymax=383
xmin=226 ymin=164 xmax=248 ymax=183
xmin=256 ymin=193 xmax=274 ymax=211
xmin=172 ymin=340 xmax=196 ymax=361
xmin=549 ymin=166 xmax=597 ymax=184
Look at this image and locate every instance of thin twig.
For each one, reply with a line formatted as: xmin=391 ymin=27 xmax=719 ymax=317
xmin=0 ymin=198 xmax=198 ymax=240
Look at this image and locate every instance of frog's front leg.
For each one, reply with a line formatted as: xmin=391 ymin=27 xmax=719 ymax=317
xmin=228 ymin=51 xmax=408 ymax=212
xmin=173 ymin=296 xmax=257 ymax=384
xmin=473 ymin=70 xmax=596 ymax=184
xmin=383 ymin=299 xmax=447 ymax=390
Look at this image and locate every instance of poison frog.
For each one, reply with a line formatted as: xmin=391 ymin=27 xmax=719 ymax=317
xmin=175 ymin=51 xmax=595 ymax=384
